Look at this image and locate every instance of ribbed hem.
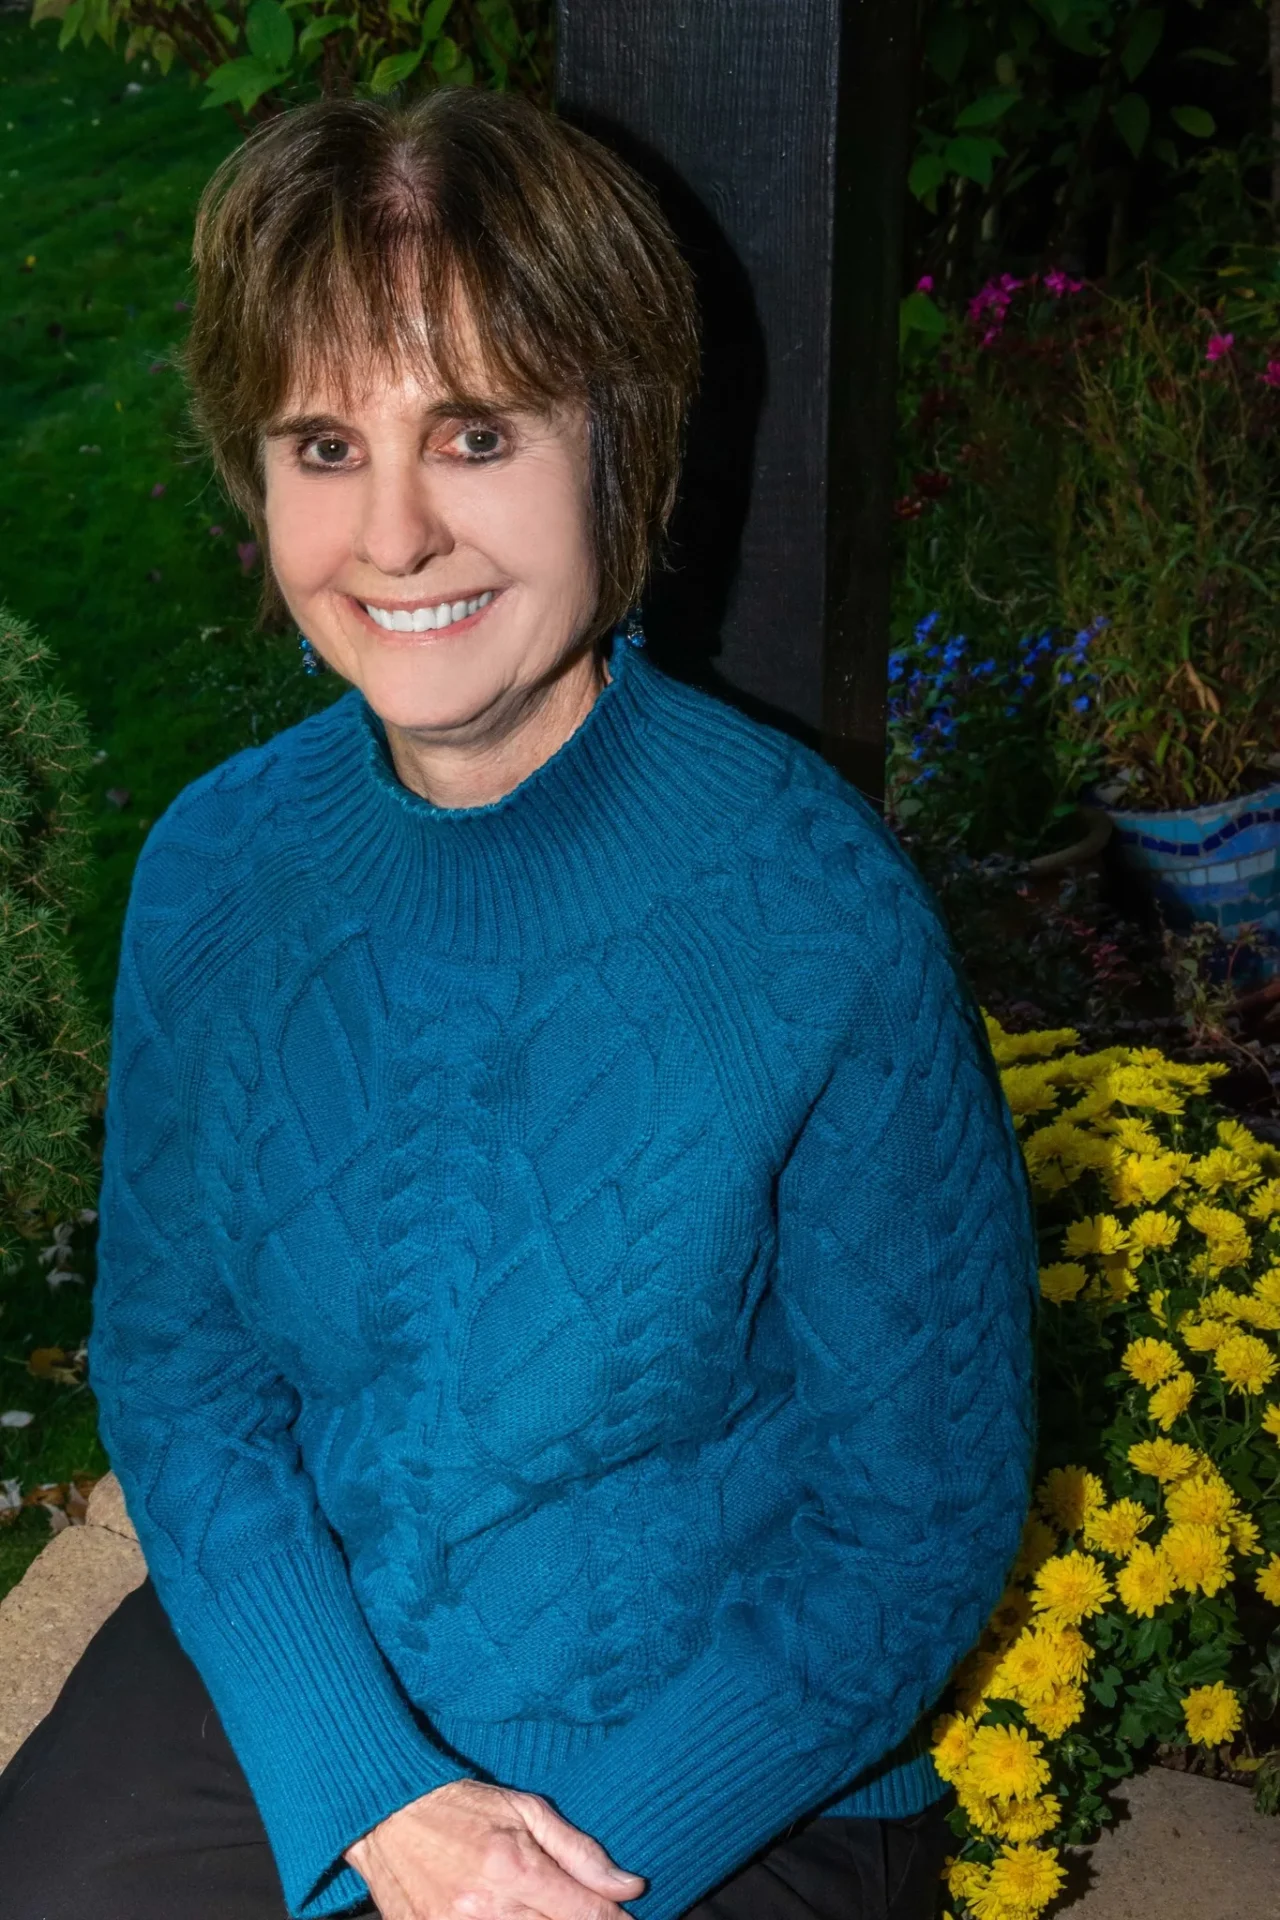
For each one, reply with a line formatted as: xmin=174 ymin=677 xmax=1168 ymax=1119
xmin=522 ymin=1646 xmax=929 ymax=1920
xmin=283 ymin=622 xmax=798 ymax=963
xmin=163 ymin=1540 xmax=478 ymax=1917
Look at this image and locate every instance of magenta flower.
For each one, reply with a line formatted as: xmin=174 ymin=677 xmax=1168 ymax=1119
xmin=967 ymin=273 xmax=1024 ymax=345
xmin=237 ymin=540 xmax=260 ymax=575
xmin=915 ymin=274 xmax=934 ymax=294
xmin=1259 ymin=357 xmax=1280 ymax=390
xmin=150 ymin=482 xmax=166 ymax=498
xmin=1205 ymin=332 xmax=1234 ymax=363
xmin=1043 ymin=268 xmax=1084 ymax=297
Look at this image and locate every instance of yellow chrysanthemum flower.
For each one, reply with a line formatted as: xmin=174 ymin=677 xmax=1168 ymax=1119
xmin=1247 ymin=1179 xmax=1280 ymax=1222
xmin=1215 ymin=1332 xmax=1279 ymax=1396
xmin=1084 ymin=1499 xmax=1152 ymax=1558
xmin=1106 ymin=1065 xmax=1185 ymax=1113
xmin=1149 ymin=1371 xmax=1195 ymax=1431
xmin=1063 ymin=1214 xmax=1132 ymax=1258
xmin=1254 ymin=1268 xmax=1280 ymax=1310
xmin=1036 ymin=1466 xmax=1106 ymax=1535
xmin=1022 ymin=1680 xmax=1086 ymax=1738
xmin=1230 ymin=1295 xmax=1280 ymax=1332
xmin=990 ymin=1630 xmax=1062 ymax=1705
xmin=1230 ymin=1514 xmax=1262 ymax=1557
xmin=1181 ymin=1316 xmax=1232 ymax=1352
xmin=962 ymin=1724 xmax=1051 ymax=1803
xmin=1166 ymin=1473 xmax=1237 ymax=1530
xmin=1000 ymin=1064 xmax=1062 ymax=1120
xmin=1013 ymin=1517 xmax=1059 ymax=1582
xmin=931 ymin=1711 xmax=977 ymax=1785
xmin=1122 ymin=1337 xmax=1182 ymax=1387
xmin=1182 ymin=1681 xmax=1242 ymax=1748
xmin=979 ymin=1843 xmax=1067 ymax=1917
xmin=1260 ymin=1404 xmax=1280 ymax=1441
xmin=1128 ymin=1438 xmax=1197 ymax=1483
xmin=1040 ymin=1625 xmax=1092 ymax=1682
xmin=1106 ymin=1150 xmax=1192 ymax=1209
xmin=1115 ymin=1542 xmax=1176 ymax=1617
xmin=1030 ymin=1552 xmax=1113 ymax=1629
xmin=994 ymin=1794 xmax=1062 ymax=1843
xmin=1129 ymin=1209 xmax=1181 ymax=1249
xmin=1163 ymin=1522 xmax=1232 ymax=1597
xmin=1038 ymin=1261 xmax=1089 ymax=1304
xmin=1148 ymin=1287 xmax=1169 ymax=1327
xmin=1190 ymin=1148 xmax=1263 ymax=1195
xmin=1257 ymin=1555 xmax=1280 ymax=1606
xmin=1217 ymin=1117 xmax=1268 ymax=1161
xmin=1185 ymin=1204 xmax=1253 ymax=1274
xmin=946 ymin=1857 xmax=990 ymax=1901
xmin=1107 ymin=1115 xmax=1164 ymax=1152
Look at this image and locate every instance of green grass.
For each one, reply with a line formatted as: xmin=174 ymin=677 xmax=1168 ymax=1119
xmin=0 ymin=17 xmax=341 ymax=1593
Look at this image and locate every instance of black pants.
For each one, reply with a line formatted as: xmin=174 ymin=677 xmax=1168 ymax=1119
xmin=0 ymin=1581 xmax=950 ymax=1920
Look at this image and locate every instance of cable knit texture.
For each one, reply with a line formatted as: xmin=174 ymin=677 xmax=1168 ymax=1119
xmin=90 ymin=624 xmax=1038 ymax=1919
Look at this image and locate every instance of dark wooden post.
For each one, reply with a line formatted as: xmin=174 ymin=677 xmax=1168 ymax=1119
xmin=555 ymin=0 xmax=916 ymax=809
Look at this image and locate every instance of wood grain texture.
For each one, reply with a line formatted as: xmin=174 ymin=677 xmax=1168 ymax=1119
xmin=557 ymin=0 xmax=915 ymax=795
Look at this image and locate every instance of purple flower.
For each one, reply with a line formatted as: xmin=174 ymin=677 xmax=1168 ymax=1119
xmin=150 ymin=482 xmax=166 ymax=498
xmin=1206 ymin=332 xmax=1234 ymax=364
xmin=1043 ymin=268 xmax=1084 ymax=298
xmin=208 ymin=524 xmax=224 ymax=538
xmin=915 ymin=274 xmax=934 ymax=294
xmin=237 ymin=540 xmax=260 ymax=574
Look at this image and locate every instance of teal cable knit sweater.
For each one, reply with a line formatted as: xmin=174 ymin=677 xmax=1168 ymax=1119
xmin=89 ymin=623 xmax=1037 ymax=1919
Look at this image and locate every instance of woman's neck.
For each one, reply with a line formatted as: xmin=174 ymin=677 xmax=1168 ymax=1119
xmin=381 ymin=640 xmax=610 ymax=811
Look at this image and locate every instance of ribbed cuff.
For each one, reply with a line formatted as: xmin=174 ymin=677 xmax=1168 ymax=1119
xmin=162 ymin=1540 xmax=479 ymax=1917
xmin=537 ymin=1650 xmax=890 ymax=1920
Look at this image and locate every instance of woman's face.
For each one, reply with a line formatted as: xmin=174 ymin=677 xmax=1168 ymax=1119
xmin=260 ymin=344 xmax=599 ymax=738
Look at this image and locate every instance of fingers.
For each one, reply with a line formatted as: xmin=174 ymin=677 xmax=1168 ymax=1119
xmin=469 ymin=1821 xmax=642 ymax=1920
xmin=512 ymin=1792 xmax=646 ymax=1900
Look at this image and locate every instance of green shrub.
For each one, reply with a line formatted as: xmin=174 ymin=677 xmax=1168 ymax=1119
xmin=30 ymin=0 xmax=552 ymax=122
xmin=0 ymin=606 xmax=106 ymax=1261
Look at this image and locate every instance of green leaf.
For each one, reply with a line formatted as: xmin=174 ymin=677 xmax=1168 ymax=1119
xmin=432 ymin=31 xmax=460 ymax=76
xmin=54 ymin=0 xmax=85 ymax=52
xmin=926 ymin=10 xmax=969 ymax=85
xmin=1152 ymin=135 xmax=1180 ymax=168
xmin=908 ymin=152 xmax=947 ymax=203
xmin=1120 ymin=8 xmax=1163 ymax=83
xmin=211 ymin=10 xmax=239 ymax=45
xmin=955 ymin=88 xmax=1020 ymax=130
xmin=1112 ymin=92 xmax=1150 ymax=160
xmin=1171 ymin=105 xmax=1215 ymax=139
xmin=421 ymin=0 xmax=454 ymax=47
xmin=944 ymin=134 xmax=1005 ymax=188
xmin=245 ymin=0 xmax=294 ymax=70
xmin=297 ymin=12 xmax=352 ymax=51
xmin=899 ymin=290 xmax=946 ymax=349
xmin=1183 ymin=46 xmax=1235 ymax=67
xmin=369 ymin=44 xmax=424 ymax=91
xmin=201 ymin=54 xmax=285 ymax=110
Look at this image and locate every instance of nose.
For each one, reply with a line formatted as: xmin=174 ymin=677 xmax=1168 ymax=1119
xmin=353 ymin=452 xmax=454 ymax=580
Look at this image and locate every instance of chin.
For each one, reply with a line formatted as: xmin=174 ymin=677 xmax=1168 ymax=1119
xmin=351 ymin=647 xmax=511 ymax=737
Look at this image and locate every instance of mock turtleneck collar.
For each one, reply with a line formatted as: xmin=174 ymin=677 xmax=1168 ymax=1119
xmin=288 ymin=622 xmax=788 ymax=965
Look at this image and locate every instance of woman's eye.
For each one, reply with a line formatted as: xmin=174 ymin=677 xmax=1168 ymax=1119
xmin=454 ymin=426 xmax=503 ymax=460
xmin=301 ymin=437 xmax=351 ymax=468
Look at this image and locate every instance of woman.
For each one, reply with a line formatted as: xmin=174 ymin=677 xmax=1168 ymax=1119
xmin=0 ymin=89 xmax=1037 ymax=1920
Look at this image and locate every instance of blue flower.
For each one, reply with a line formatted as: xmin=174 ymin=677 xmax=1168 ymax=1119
xmin=1003 ymin=704 xmax=1020 ymax=717
xmin=1019 ymin=672 xmax=1036 ymax=689
xmin=1060 ymin=670 xmax=1074 ymax=684
xmin=888 ymin=652 xmax=906 ymax=683
xmin=1073 ymin=694 xmax=1091 ymax=711
xmin=975 ymin=657 xmax=997 ymax=676
xmin=914 ymin=611 xmax=941 ymax=641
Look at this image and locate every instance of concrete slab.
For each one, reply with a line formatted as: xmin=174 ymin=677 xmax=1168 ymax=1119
xmin=1062 ymin=1765 xmax=1280 ymax=1918
xmin=0 ymin=1471 xmax=144 ymax=1769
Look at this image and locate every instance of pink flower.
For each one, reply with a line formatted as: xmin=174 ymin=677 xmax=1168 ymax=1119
xmin=1206 ymin=332 xmax=1234 ymax=363
xmin=209 ymin=524 xmax=224 ymax=538
xmin=237 ymin=540 xmax=260 ymax=575
xmin=967 ymin=273 xmax=1025 ymax=344
xmin=150 ymin=482 xmax=166 ymax=498
xmin=1259 ymin=357 xmax=1280 ymax=390
xmin=915 ymin=274 xmax=934 ymax=294
xmin=1044 ymin=268 xmax=1084 ymax=297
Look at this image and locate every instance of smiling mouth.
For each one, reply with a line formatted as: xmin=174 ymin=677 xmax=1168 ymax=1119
xmin=355 ymin=589 xmax=497 ymax=634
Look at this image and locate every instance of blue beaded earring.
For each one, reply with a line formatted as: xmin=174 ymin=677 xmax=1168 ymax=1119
xmin=298 ymin=632 xmax=329 ymax=676
xmin=620 ymin=605 xmax=646 ymax=648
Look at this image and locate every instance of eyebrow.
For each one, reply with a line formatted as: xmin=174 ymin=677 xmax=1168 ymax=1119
xmin=263 ymin=395 xmax=538 ymax=441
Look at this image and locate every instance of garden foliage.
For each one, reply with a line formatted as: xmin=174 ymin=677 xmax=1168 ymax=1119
xmin=935 ymin=1014 xmax=1280 ymax=1918
xmin=29 ymin=0 xmax=551 ymax=119
xmin=0 ymin=608 xmax=106 ymax=1262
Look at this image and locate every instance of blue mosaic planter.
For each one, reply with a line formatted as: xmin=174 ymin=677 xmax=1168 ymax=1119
xmin=1089 ymin=779 xmax=1280 ymax=979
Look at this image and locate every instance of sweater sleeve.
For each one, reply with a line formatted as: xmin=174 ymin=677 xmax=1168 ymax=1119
xmin=533 ymin=870 xmax=1038 ymax=1919
xmin=88 ymin=884 xmax=479 ymax=1919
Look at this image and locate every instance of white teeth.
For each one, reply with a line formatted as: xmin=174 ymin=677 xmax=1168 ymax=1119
xmin=362 ymin=589 xmax=495 ymax=633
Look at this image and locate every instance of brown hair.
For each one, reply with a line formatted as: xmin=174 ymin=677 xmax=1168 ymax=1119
xmin=177 ymin=88 xmax=700 ymax=642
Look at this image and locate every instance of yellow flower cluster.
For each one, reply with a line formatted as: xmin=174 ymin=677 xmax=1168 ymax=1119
xmin=933 ymin=1018 xmax=1280 ymax=1920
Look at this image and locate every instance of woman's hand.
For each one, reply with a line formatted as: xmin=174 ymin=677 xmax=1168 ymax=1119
xmin=345 ymin=1778 xmax=648 ymax=1920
